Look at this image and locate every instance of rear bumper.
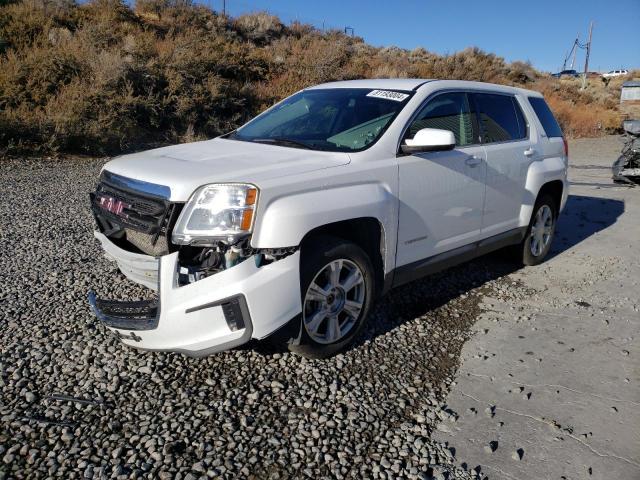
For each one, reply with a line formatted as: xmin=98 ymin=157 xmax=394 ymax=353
xmin=90 ymin=233 xmax=301 ymax=357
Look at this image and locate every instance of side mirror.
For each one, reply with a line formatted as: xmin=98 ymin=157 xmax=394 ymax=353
xmin=401 ymin=128 xmax=456 ymax=154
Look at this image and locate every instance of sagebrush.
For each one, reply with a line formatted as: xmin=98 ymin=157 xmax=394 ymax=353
xmin=0 ymin=0 xmax=631 ymax=155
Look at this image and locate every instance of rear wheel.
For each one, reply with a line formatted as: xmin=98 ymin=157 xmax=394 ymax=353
xmin=289 ymin=236 xmax=375 ymax=359
xmin=520 ymin=194 xmax=557 ymax=266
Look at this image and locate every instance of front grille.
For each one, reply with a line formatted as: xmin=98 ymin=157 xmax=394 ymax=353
xmin=91 ymin=171 xmax=182 ymax=256
xmin=92 ymin=178 xmax=168 ymax=235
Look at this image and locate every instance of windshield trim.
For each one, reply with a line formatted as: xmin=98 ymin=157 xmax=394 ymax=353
xmin=226 ymin=88 xmax=416 ymax=153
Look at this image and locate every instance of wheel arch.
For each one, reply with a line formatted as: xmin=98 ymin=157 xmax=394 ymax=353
xmin=520 ymin=156 xmax=568 ymax=227
xmin=536 ymin=179 xmax=564 ymax=215
xmin=300 ymin=217 xmax=386 ymax=298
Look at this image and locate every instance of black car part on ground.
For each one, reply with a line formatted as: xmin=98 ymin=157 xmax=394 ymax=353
xmin=612 ymin=121 xmax=640 ymax=185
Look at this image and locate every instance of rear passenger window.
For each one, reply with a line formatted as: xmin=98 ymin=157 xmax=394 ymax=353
xmin=407 ymin=92 xmax=478 ymax=146
xmin=528 ymin=97 xmax=563 ymax=138
xmin=473 ymin=93 xmax=527 ymax=143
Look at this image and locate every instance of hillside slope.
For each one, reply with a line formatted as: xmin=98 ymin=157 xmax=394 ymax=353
xmin=0 ymin=0 xmax=631 ymax=155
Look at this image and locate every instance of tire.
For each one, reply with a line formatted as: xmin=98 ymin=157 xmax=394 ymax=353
xmin=288 ymin=236 xmax=375 ymax=359
xmin=520 ymin=194 xmax=557 ymax=266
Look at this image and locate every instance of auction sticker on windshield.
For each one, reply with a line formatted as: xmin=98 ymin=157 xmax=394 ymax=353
xmin=366 ymin=90 xmax=410 ymax=102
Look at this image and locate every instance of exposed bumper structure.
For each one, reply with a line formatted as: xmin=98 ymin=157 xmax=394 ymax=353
xmin=90 ymin=233 xmax=302 ymax=357
xmin=94 ymin=231 xmax=160 ymax=290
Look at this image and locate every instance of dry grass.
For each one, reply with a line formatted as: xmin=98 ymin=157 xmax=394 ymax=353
xmin=0 ymin=0 xmax=633 ymax=155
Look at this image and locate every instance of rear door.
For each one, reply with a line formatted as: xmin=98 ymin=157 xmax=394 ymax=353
xmin=471 ymin=92 xmax=532 ymax=237
xmin=396 ymin=91 xmax=487 ymax=268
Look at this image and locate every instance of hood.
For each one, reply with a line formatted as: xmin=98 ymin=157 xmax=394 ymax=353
xmin=103 ymin=138 xmax=351 ymax=201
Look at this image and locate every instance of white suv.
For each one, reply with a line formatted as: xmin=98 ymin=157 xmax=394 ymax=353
xmin=89 ymin=79 xmax=568 ymax=358
xmin=602 ymin=69 xmax=628 ymax=78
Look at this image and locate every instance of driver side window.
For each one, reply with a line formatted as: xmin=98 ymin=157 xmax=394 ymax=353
xmin=407 ymin=92 xmax=478 ymax=146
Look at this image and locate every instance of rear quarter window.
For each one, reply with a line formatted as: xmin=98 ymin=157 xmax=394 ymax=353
xmin=528 ymin=97 xmax=563 ymax=138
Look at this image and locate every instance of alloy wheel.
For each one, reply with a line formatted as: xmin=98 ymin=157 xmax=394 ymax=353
xmin=530 ymin=205 xmax=554 ymax=257
xmin=303 ymin=259 xmax=366 ymax=345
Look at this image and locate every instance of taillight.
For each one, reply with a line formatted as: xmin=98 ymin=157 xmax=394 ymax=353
xmin=562 ymin=137 xmax=568 ymax=157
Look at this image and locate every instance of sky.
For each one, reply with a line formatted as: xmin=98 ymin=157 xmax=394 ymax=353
xmin=219 ymin=0 xmax=640 ymax=73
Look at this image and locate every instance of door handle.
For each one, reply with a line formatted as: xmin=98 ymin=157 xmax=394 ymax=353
xmin=465 ymin=155 xmax=482 ymax=167
xmin=524 ymin=147 xmax=536 ymax=157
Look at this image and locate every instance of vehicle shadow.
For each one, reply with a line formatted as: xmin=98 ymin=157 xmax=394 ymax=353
xmin=253 ymin=194 xmax=624 ymax=356
xmin=548 ymin=193 xmax=625 ymax=260
xmin=355 ymin=194 xmax=624 ymax=349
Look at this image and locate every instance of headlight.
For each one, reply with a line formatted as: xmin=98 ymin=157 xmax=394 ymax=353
xmin=172 ymin=183 xmax=258 ymax=246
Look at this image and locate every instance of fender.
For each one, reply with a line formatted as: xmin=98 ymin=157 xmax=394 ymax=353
xmin=250 ymin=182 xmax=396 ymax=271
xmin=519 ymin=155 xmax=569 ymax=227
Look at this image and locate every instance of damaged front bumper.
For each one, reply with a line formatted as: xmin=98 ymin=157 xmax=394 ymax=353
xmin=89 ymin=232 xmax=301 ymax=357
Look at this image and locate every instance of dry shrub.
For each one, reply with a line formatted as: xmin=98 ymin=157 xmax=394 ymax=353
xmin=287 ymin=20 xmax=314 ymax=39
xmin=507 ymin=61 xmax=538 ymax=84
xmin=535 ymin=76 xmax=623 ymax=136
xmin=0 ymin=0 xmax=626 ymax=156
xmin=545 ymin=94 xmax=621 ymax=138
xmin=257 ymin=33 xmax=353 ymax=103
xmin=233 ymin=12 xmax=284 ymax=45
xmin=370 ymin=63 xmax=409 ymax=79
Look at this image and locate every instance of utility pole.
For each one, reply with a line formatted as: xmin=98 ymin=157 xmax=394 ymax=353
xmin=222 ymin=0 xmax=226 ymax=16
xmin=582 ymin=21 xmax=593 ymax=89
xmin=570 ymin=34 xmax=579 ymax=69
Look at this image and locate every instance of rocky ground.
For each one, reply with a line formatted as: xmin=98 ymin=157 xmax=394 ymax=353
xmin=0 ymin=136 xmax=636 ymax=479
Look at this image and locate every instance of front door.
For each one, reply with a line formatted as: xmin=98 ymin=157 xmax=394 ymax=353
xmin=396 ymin=92 xmax=487 ymax=268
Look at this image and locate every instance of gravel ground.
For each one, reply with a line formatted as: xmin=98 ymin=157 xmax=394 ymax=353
xmin=1 ymin=156 xmax=539 ymax=479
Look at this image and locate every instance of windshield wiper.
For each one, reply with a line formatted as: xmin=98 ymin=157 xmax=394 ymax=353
xmin=251 ymin=137 xmax=314 ymax=150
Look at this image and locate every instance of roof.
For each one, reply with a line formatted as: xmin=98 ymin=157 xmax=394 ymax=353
xmin=307 ymin=78 xmax=541 ymax=96
xmin=622 ymin=81 xmax=640 ymax=88
xmin=306 ymin=78 xmax=432 ymax=91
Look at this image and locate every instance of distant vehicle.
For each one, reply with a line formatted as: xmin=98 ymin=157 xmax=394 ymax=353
xmin=551 ymin=69 xmax=579 ymax=78
xmin=602 ymin=69 xmax=629 ymax=79
xmin=88 ymin=79 xmax=569 ymax=358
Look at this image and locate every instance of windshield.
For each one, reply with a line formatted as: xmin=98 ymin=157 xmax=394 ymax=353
xmin=228 ymin=88 xmax=413 ymax=152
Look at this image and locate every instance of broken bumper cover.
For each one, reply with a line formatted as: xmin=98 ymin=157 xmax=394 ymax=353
xmin=89 ymin=233 xmax=302 ymax=357
xmin=88 ymin=293 xmax=159 ymax=332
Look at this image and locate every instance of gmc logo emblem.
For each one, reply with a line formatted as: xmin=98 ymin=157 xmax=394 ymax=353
xmin=98 ymin=195 xmax=129 ymax=217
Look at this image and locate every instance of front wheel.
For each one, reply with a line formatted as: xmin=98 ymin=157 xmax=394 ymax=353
xmin=520 ymin=194 xmax=557 ymax=266
xmin=288 ymin=236 xmax=375 ymax=359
